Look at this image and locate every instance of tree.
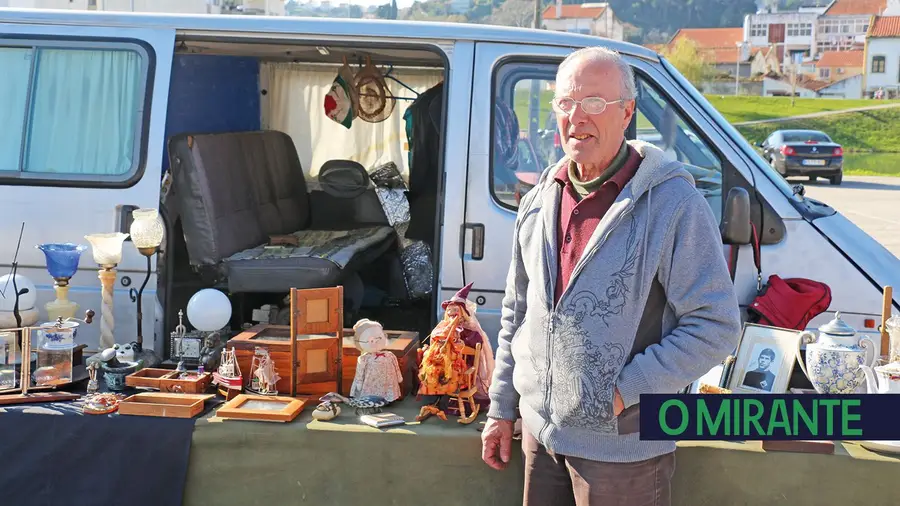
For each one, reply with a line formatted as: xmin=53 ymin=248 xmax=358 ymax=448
xmin=487 ymin=0 xmax=535 ymax=27
xmin=661 ymin=37 xmax=715 ymax=87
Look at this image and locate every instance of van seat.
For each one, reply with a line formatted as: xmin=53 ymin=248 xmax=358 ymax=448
xmin=166 ymin=130 xmax=395 ymax=293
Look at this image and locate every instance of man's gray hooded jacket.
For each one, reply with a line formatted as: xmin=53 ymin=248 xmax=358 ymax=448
xmin=487 ymin=140 xmax=742 ymax=463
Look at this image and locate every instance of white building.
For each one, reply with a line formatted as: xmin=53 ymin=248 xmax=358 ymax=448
xmin=816 ymin=0 xmax=885 ymax=53
xmin=865 ymin=15 xmax=900 ymax=96
xmin=743 ymin=7 xmax=820 ymax=62
xmin=541 ymin=2 xmax=625 ymax=40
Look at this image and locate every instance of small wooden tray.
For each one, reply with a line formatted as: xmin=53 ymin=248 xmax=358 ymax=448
xmin=118 ymin=392 xmax=214 ymax=419
xmin=215 ymin=394 xmax=308 ymax=423
xmin=126 ymin=368 xmax=174 ymax=389
xmin=125 ymin=368 xmax=212 ymax=394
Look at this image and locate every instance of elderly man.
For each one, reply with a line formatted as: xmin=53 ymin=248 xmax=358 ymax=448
xmin=480 ymin=46 xmax=742 ymax=505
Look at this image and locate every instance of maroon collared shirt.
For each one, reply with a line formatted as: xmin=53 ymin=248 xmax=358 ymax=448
xmin=553 ymin=146 xmax=643 ymax=305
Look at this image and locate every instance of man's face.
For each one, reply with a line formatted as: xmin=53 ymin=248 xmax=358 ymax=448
xmin=554 ymin=58 xmax=636 ymax=167
xmin=758 ymin=354 xmax=772 ymax=370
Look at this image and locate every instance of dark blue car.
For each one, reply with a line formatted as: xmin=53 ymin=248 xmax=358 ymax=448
xmin=758 ymin=129 xmax=844 ymax=185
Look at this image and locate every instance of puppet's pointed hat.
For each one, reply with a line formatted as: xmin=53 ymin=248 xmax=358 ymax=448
xmin=442 ymin=282 xmax=474 ymax=314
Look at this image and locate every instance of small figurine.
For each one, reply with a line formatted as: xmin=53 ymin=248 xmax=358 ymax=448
xmin=86 ymin=362 xmax=100 ymax=395
xmin=349 ymin=319 xmax=403 ymax=403
xmin=114 ymin=343 xmax=136 ymax=363
xmin=311 ymin=401 xmax=341 ymax=421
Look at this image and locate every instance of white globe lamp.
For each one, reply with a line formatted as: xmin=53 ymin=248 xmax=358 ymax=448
xmin=186 ymin=289 xmax=232 ymax=332
xmin=0 ymin=273 xmax=39 ymax=329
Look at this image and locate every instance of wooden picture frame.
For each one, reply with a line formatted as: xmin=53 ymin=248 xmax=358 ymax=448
xmin=727 ymin=323 xmax=800 ymax=394
xmin=216 ymin=393 xmax=308 ymax=423
xmin=290 ymin=286 xmax=343 ymax=397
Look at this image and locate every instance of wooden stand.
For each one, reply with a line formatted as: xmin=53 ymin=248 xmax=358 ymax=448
xmin=0 ymin=327 xmax=79 ymax=405
xmin=881 ymin=285 xmax=893 ymax=359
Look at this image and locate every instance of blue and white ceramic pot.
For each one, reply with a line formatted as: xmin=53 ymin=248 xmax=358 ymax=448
xmin=796 ymin=312 xmax=877 ymax=394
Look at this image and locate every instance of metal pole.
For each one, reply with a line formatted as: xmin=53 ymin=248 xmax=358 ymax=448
xmin=529 ymin=0 xmax=544 ymax=143
xmin=130 ymin=0 xmax=134 ymax=11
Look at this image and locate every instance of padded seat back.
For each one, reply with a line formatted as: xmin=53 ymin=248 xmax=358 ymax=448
xmin=167 ymin=130 xmax=311 ymax=268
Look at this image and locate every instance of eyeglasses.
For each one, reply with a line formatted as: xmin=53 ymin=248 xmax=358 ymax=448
xmin=551 ymin=96 xmax=625 ymax=115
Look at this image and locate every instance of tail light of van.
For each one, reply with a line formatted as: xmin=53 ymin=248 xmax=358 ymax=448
xmin=833 ymin=147 xmax=843 ymax=156
xmin=554 ymin=132 xmax=561 ymax=148
xmin=780 ymin=145 xmax=796 ymax=156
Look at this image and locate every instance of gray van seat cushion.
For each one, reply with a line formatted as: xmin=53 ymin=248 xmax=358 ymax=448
xmin=168 ymin=130 xmax=395 ymax=291
xmin=223 ymin=226 xmax=395 ymax=292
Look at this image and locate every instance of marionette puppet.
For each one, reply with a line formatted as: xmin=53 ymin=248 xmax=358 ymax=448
xmin=415 ymin=283 xmax=496 ymax=422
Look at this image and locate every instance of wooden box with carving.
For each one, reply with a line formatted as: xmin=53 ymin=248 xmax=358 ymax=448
xmin=341 ymin=329 xmax=419 ymax=398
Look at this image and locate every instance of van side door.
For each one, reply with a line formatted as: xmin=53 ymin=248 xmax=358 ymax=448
xmin=0 ymin=19 xmax=174 ymax=352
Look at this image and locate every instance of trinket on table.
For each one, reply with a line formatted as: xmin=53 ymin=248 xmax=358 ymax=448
xmin=349 ymin=319 xmax=403 ymax=402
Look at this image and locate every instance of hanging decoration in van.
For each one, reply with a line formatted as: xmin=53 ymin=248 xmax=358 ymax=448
xmin=324 ymin=57 xmax=359 ymax=129
xmin=354 ymin=56 xmax=396 ymax=124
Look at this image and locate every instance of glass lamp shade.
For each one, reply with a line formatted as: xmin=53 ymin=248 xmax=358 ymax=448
xmin=36 ymin=243 xmax=87 ymax=280
xmin=186 ymin=289 xmax=233 ymax=332
xmin=84 ymin=233 xmax=129 ymax=267
xmin=130 ymin=208 xmax=165 ymax=251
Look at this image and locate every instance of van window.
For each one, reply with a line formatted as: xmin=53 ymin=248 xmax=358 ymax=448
xmin=0 ymin=43 xmax=146 ymax=184
xmin=491 ymin=60 xmax=723 ymax=222
xmin=634 ymin=78 xmax=723 ymax=221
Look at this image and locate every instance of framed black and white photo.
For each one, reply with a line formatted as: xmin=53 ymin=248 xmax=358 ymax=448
xmin=726 ymin=323 xmax=800 ymax=394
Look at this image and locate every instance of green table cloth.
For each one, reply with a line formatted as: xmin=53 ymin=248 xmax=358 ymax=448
xmin=184 ymin=397 xmax=900 ymax=506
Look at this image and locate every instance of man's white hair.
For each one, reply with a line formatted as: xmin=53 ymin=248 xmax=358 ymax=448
xmin=556 ymin=46 xmax=637 ymax=101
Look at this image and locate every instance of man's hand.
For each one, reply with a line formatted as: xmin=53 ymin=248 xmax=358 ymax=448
xmin=613 ymin=387 xmax=624 ymax=416
xmin=481 ymin=417 xmax=515 ymax=471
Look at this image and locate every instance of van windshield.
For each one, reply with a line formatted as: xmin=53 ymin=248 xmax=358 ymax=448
xmin=782 ymin=131 xmax=831 ymax=143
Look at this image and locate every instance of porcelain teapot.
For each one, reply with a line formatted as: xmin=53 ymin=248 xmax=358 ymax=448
xmin=861 ymin=362 xmax=900 ymax=394
xmin=795 ymin=312 xmax=877 ymax=394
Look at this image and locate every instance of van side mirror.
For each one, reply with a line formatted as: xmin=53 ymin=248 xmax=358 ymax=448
xmin=720 ymin=187 xmax=752 ymax=245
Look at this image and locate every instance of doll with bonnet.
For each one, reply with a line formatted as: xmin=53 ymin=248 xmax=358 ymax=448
xmin=349 ymin=318 xmax=403 ymax=403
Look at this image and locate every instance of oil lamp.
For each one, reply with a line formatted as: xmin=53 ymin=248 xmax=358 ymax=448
xmin=84 ymin=232 xmax=129 ymax=350
xmin=36 ymin=243 xmax=87 ymax=321
xmin=129 ymin=208 xmax=165 ymax=367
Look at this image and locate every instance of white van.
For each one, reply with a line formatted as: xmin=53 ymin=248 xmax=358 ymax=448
xmin=1 ymin=8 xmax=897 ymax=374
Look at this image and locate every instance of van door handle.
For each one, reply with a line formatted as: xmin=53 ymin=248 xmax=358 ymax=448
xmin=115 ymin=204 xmax=139 ymax=239
xmin=460 ymin=223 xmax=485 ymax=261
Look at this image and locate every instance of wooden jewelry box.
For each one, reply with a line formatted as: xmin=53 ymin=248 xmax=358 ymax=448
xmin=341 ymin=329 xmax=419 ymax=398
xmin=226 ymin=287 xmax=345 ymax=397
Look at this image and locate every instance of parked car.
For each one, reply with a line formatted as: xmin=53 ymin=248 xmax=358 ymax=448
xmin=758 ymin=129 xmax=844 ymax=185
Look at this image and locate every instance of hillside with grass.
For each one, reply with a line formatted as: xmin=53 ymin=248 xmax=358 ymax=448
xmin=705 ymin=96 xmax=900 ymax=176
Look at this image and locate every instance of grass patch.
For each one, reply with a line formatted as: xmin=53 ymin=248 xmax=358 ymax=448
xmin=842 ymin=153 xmax=900 ymax=177
xmin=735 ymin=108 xmax=900 ymax=153
xmin=703 ymin=95 xmax=900 ymax=123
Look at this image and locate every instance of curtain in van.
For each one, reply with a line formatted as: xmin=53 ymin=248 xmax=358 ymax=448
xmin=0 ymin=48 xmax=31 ymax=172
xmin=260 ymin=62 xmax=442 ymax=181
xmin=23 ymin=48 xmax=142 ymax=175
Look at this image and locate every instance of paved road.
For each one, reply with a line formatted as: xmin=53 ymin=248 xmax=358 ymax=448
xmin=798 ymin=175 xmax=900 ymax=259
xmin=734 ymin=102 xmax=900 ymax=126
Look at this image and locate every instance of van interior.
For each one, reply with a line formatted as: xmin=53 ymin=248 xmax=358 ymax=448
xmin=156 ymin=36 xmax=448 ymax=359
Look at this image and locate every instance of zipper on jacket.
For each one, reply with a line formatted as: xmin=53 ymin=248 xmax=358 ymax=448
xmin=539 ymin=200 xmax=637 ymax=444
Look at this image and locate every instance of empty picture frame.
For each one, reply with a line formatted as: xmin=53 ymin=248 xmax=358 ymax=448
xmin=215 ymin=394 xmax=308 ymax=423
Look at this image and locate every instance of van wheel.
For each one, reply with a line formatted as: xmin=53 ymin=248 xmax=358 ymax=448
xmin=830 ymin=173 xmax=843 ymax=185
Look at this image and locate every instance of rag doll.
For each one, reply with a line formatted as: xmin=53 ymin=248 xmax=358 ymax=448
xmin=349 ymin=319 xmax=403 ymax=403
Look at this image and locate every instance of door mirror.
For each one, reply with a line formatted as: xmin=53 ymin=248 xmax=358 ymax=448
xmin=720 ymin=187 xmax=752 ymax=245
